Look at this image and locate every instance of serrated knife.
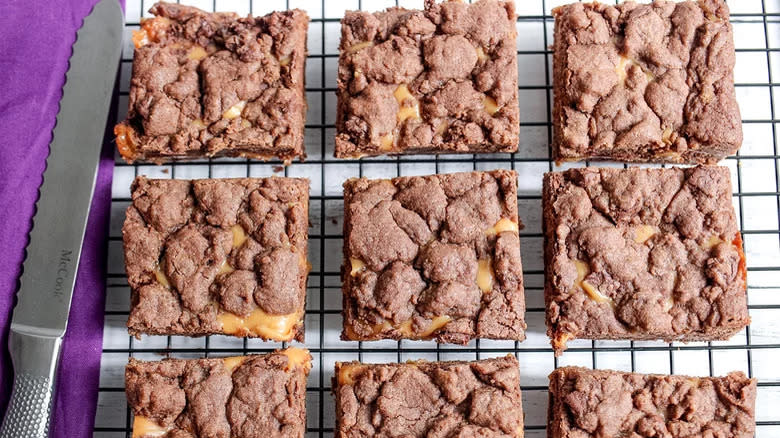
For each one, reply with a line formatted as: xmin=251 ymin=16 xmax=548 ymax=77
xmin=0 ymin=0 xmax=123 ymax=436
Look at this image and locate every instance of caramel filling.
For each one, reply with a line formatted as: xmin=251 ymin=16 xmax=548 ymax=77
xmin=350 ymin=258 xmax=366 ymax=276
xmin=704 ymin=235 xmax=724 ymax=250
xmin=132 ymin=416 xmax=171 ymax=438
xmin=633 ymin=225 xmax=657 ymax=244
xmin=187 ymin=46 xmax=207 ymax=61
xmin=231 ymin=224 xmax=247 ymax=248
xmin=218 ymin=308 xmax=302 ymax=340
xmin=704 ymin=12 xmax=723 ymax=23
xmin=379 ymin=133 xmax=394 ymax=151
xmin=397 ymin=106 xmax=420 ymax=123
xmin=483 ymin=95 xmax=499 ymax=115
xmin=398 ymin=315 xmax=451 ymax=338
xmin=657 ymin=151 xmax=682 ymax=161
xmin=370 ymin=321 xmax=393 ymax=335
xmin=435 ymin=121 xmax=449 ymax=136
xmin=191 ymin=118 xmax=206 ymax=129
xmin=573 ymin=260 xmax=614 ymax=307
xmin=218 ymin=260 xmax=235 ymax=275
xmin=337 ymin=363 xmax=364 ymax=385
xmin=114 ymin=123 xmax=137 ymax=158
xmin=393 ymin=84 xmax=414 ymax=102
xmin=131 ymin=31 xmax=149 ymax=49
xmin=342 ymin=322 xmax=367 ymax=340
xmin=223 ymin=356 xmax=246 ymax=373
xmin=485 ymin=218 xmax=519 ymax=235
xmin=222 ymin=348 xmax=309 ymax=374
xmin=552 ymin=331 xmax=574 ymax=350
xmin=282 ymin=347 xmax=312 ymax=372
xmin=132 ymin=17 xmax=172 ymax=48
xmin=354 ymin=315 xmax=451 ymax=339
xmin=154 ymin=266 xmax=170 ymax=288
xmin=581 ymin=281 xmax=614 ymax=307
xmin=573 ymin=259 xmax=590 ymax=285
xmin=475 ymin=46 xmax=489 ymax=61
xmin=222 ymin=100 xmax=246 ymax=120
xmin=216 ymin=225 xmax=248 ymax=276
xmin=616 ymin=55 xmax=655 ymax=84
xmin=662 ymin=128 xmax=675 ymax=145
xmin=394 ymin=85 xmax=420 ymax=123
xmin=616 ymin=55 xmax=630 ymax=84
xmin=477 ymin=259 xmax=494 ymax=293
xmin=348 ymin=41 xmax=374 ymax=52
xmin=278 ymin=55 xmax=291 ymax=66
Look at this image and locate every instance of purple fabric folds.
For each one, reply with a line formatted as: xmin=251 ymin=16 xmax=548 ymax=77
xmin=0 ymin=1 xmax=123 ymax=436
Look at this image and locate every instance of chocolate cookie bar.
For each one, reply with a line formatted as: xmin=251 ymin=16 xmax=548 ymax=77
xmin=335 ymin=0 xmax=519 ymax=158
xmin=115 ymin=2 xmax=308 ymax=163
xmin=334 ymin=356 xmax=524 ymax=438
xmin=542 ymin=166 xmax=748 ymax=354
xmin=126 ymin=348 xmax=311 ymax=438
xmin=548 ymin=367 xmax=756 ymax=438
xmin=342 ymin=170 xmax=526 ymax=344
xmin=552 ymin=0 xmax=741 ymax=164
xmin=123 ymin=176 xmax=309 ymax=341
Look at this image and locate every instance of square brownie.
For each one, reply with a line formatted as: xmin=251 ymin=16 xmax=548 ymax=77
xmin=552 ymin=0 xmax=741 ymax=164
xmin=548 ymin=367 xmax=756 ymax=438
xmin=126 ymin=348 xmax=311 ymax=437
xmin=542 ymin=166 xmax=749 ymax=354
xmin=123 ymin=176 xmax=309 ymax=341
xmin=115 ymin=2 xmax=308 ymax=163
xmin=341 ymin=170 xmax=526 ymax=344
xmin=334 ymin=356 xmax=524 ymax=438
xmin=335 ymin=0 xmax=519 ymax=158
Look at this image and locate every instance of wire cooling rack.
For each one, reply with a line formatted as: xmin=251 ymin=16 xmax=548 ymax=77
xmin=93 ymin=0 xmax=780 ymax=436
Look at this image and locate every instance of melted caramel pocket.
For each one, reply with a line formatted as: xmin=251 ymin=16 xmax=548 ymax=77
xmin=218 ymin=307 xmax=302 ymax=340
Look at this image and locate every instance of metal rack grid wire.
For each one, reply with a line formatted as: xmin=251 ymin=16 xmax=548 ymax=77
xmin=94 ymin=0 xmax=780 ymax=437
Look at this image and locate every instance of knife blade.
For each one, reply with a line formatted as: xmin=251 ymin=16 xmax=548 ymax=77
xmin=0 ymin=0 xmax=123 ymax=436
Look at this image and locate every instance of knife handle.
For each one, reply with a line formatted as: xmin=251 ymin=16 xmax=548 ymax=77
xmin=0 ymin=330 xmax=62 ymax=438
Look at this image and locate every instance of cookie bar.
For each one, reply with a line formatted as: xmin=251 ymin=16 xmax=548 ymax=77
xmin=115 ymin=2 xmax=308 ymax=163
xmin=552 ymin=0 xmax=741 ymax=164
xmin=123 ymin=176 xmax=309 ymax=341
xmin=548 ymin=367 xmax=756 ymax=438
xmin=542 ymin=166 xmax=749 ymax=354
xmin=342 ymin=170 xmax=526 ymax=344
xmin=335 ymin=0 xmax=519 ymax=158
xmin=334 ymin=356 xmax=524 ymax=438
xmin=126 ymin=348 xmax=311 ymax=438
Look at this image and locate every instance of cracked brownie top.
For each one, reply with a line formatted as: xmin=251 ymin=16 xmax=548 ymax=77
xmin=115 ymin=2 xmax=308 ymax=164
xmin=335 ymin=0 xmax=519 ymax=158
xmin=342 ymin=170 xmax=526 ymax=344
xmin=334 ymin=356 xmax=524 ymax=438
xmin=542 ymin=166 xmax=748 ymax=354
xmin=126 ymin=348 xmax=311 ymax=438
xmin=552 ymin=0 xmax=741 ymax=164
xmin=548 ymin=367 xmax=756 ymax=438
xmin=123 ymin=176 xmax=309 ymax=341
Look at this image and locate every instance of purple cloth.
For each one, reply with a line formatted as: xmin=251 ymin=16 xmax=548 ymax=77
xmin=0 ymin=1 xmax=123 ymax=436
